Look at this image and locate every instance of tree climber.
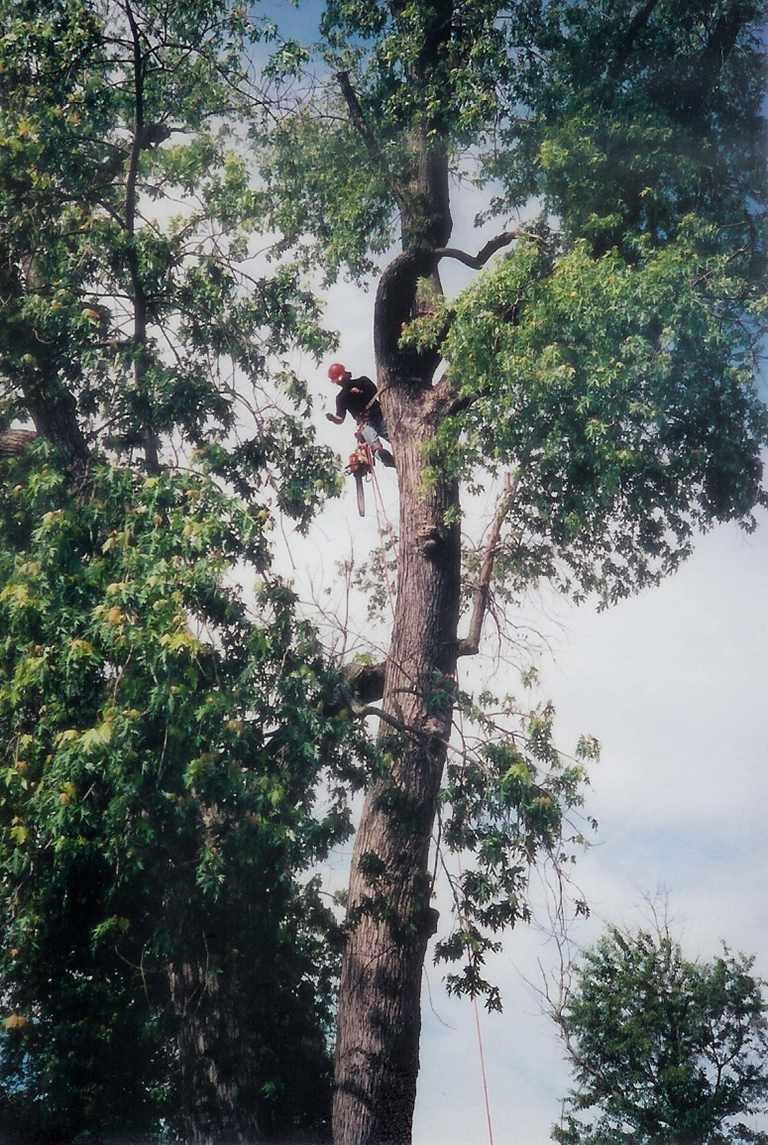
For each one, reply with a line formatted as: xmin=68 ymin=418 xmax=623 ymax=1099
xmin=325 ymin=363 xmax=395 ymax=467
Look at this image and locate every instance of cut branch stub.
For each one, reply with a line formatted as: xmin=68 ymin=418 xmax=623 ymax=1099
xmin=0 ymin=429 xmax=38 ymax=458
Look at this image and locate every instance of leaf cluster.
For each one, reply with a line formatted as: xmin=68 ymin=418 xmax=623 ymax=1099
xmin=437 ymin=222 xmax=767 ymax=605
xmin=435 ymin=682 xmax=595 ymax=1009
xmin=0 ymin=0 xmax=338 ymax=488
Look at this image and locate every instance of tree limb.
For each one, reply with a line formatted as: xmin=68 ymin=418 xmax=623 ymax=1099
xmin=0 ymin=428 xmax=37 ymax=458
xmin=435 ymin=230 xmax=518 ymax=270
xmin=606 ymin=0 xmax=661 ymax=83
xmin=457 ymin=473 xmax=517 ymax=658
xmin=701 ymin=0 xmax=752 ymax=88
xmin=343 ymin=660 xmax=386 ymax=706
xmin=336 ymin=70 xmax=409 ymax=218
xmin=124 ymin=0 xmax=160 ymax=473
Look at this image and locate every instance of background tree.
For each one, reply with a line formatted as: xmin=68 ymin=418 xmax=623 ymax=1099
xmin=252 ymin=2 xmax=768 ymax=1142
xmin=0 ymin=1 xmax=365 ymax=1141
xmin=550 ymin=922 xmax=768 ymax=1145
xmin=0 ymin=452 xmax=357 ymax=1144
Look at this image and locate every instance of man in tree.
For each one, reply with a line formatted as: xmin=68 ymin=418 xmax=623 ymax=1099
xmin=1 ymin=1 xmax=766 ymax=1143
xmin=326 ymin=362 xmax=396 ymax=466
xmin=551 ymin=922 xmax=768 ymax=1145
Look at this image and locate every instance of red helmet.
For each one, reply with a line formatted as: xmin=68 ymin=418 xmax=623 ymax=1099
xmin=328 ymin=362 xmax=347 ymax=382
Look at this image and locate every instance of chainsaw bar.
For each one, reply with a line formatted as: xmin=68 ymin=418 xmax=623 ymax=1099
xmin=354 ymin=470 xmax=366 ymax=517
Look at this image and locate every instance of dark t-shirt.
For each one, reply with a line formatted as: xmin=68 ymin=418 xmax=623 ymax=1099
xmin=334 ymin=375 xmax=379 ymax=421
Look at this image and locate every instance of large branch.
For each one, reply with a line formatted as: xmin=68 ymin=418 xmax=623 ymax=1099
xmin=0 ymin=428 xmax=37 ymax=458
xmin=701 ymin=0 xmax=753 ymax=89
xmin=606 ymin=0 xmax=661 ymax=83
xmin=124 ymin=0 xmax=160 ymax=472
xmin=457 ymin=474 xmax=516 ymax=658
xmin=435 ymin=230 xmax=518 ymax=270
xmin=374 ymin=247 xmax=440 ymax=376
xmin=336 ymin=70 xmax=410 ymax=219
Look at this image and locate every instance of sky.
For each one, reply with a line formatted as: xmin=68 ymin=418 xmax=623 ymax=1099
xmin=295 ymin=416 xmax=768 ymax=1145
xmin=414 ymin=514 xmax=768 ymax=1145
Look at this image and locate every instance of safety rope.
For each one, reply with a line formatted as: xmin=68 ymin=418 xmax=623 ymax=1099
xmin=367 ymin=445 xmax=398 ymax=620
xmin=456 ymin=849 xmax=495 ymax=1145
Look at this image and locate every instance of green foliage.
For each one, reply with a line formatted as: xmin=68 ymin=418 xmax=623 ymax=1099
xmin=0 ymin=2 xmax=365 ymax=1136
xmin=513 ymin=0 xmax=768 ymax=255
xmin=438 ymin=223 xmax=768 ymax=603
xmin=0 ymin=0 xmax=338 ymax=489
xmin=3 ymin=0 xmax=768 ymax=1134
xmin=0 ymin=444 xmax=364 ymax=1140
xmin=552 ymin=924 xmax=768 ymax=1145
xmin=255 ymin=0 xmax=767 ymax=1025
xmin=257 ymin=0 xmax=767 ymax=604
xmin=435 ymin=681 xmax=594 ymax=1009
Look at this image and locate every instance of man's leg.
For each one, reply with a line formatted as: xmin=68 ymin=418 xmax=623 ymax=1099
xmin=360 ymin=423 xmax=395 ymax=468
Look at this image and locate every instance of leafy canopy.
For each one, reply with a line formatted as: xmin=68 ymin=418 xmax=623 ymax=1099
xmin=0 ymin=442 xmax=367 ymax=1141
xmin=257 ymin=0 xmax=768 ymax=604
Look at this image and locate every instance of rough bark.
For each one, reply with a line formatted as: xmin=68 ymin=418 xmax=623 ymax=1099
xmin=0 ymin=428 xmax=37 ymax=457
xmin=332 ymin=377 xmax=461 ymax=1145
xmin=21 ymin=371 xmax=90 ymax=468
xmin=333 ymin=8 xmax=461 ymax=1128
xmin=169 ymin=957 xmax=257 ymax=1145
xmin=1 ymin=257 xmax=91 ymax=468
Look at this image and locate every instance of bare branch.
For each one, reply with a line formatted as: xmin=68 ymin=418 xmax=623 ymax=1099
xmin=435 ymin=230 xmax=518 ymax=270
xmin=457 ymin=474 xmax=517 ymax=658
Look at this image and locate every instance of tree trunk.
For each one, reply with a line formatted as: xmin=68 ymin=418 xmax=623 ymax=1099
xmin=333 ymin=331 xmax=462 ymax=1145
xmin=332 ymin=8 xmax=462 ymax=1139
xmin=169 ymin=956 xmax=258 ymax=1145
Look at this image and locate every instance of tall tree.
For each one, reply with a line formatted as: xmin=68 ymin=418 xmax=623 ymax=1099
xmin=0 ymin=1 xmax=363 ymax=1141
xmin=550 ymin=922 xmax=768 ymax=1145
xmin=253 ymin=2 xmax=768 ymax=1142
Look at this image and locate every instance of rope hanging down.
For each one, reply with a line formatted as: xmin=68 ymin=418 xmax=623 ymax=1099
xmin=455 ymin=850 xmax=495 ymax=1145
xmin=367 ymin=448 xmax=397 ymax=621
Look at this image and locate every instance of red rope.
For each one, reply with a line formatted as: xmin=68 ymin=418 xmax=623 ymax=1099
xmin=456 ymin=852 xmax=495 ymax=1145
xmin=367 ymin=447 xmax=397 ymax=620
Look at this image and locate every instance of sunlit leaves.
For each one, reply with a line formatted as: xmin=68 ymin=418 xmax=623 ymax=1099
xmin=438 ymin=223 xmax=767 ymax=603
xmin=435 ymin=681 xmax=593 ymax=1008
xmin=0 ymin=0 xmax=339 ymax=499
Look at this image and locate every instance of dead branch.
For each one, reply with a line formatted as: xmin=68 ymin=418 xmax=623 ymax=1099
xmin=457 ymin=473 xmax=517 ymax=658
